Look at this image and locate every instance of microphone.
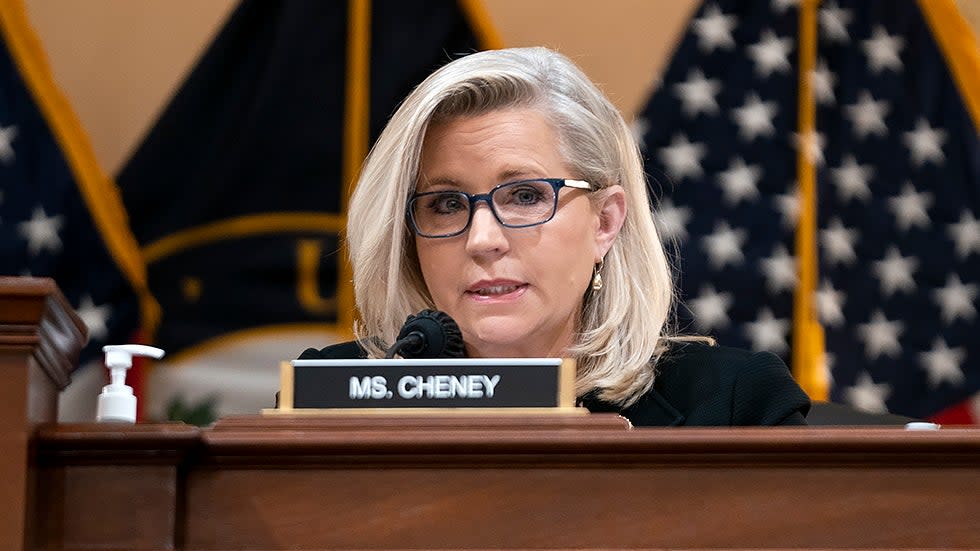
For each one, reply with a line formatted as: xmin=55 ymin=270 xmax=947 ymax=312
xmin=385 ymin=309 xmax=465 ymax=359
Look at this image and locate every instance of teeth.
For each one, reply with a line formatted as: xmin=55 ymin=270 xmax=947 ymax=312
xmin=475 ymin=285 xmax=519 ymax=295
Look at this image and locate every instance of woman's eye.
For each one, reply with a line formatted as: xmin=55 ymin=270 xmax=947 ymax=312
xmin=430 ymin=194 xmax=466 ymax=214
xmin=510 ymin=187 xmax=544 ymax=205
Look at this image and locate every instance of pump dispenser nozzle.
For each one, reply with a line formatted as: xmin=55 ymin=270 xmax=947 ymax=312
xmin=96 ymin=344 xmax=165 ymax=423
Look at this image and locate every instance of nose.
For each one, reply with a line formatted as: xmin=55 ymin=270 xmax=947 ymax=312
xmin=465 ymin=202 xmax=509 ymax=257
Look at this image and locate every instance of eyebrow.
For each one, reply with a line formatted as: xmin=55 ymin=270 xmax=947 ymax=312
xmin=415 ymin=176 xmax=459 ymax=193
xmin=497 ymin=168 xmax=540 ymax=181
xmin=417 ymin=168 xmax=545 ymax=193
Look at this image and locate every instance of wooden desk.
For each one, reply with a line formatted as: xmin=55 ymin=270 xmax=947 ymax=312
xmin=31 ymin=417 xmax=980 ymax=550
xmin=4 ymin=278 xmax=980 ymax=550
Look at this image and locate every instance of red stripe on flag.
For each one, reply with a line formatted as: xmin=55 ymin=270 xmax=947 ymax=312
xmin=123 ymin=330 xmax=149 ymax=422
xmin=928 ymin=395 xmax=979 ymax=425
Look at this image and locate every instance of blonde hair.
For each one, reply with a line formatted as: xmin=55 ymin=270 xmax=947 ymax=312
xmin=347 ymin=47 xmax=676 ymax=406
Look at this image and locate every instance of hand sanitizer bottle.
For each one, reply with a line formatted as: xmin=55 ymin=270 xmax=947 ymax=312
xmin=96 ymin=344 xmax=165 ymax=423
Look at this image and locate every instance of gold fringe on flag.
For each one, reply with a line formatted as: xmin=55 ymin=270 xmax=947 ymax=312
xmin=0 ymin=0 xmax=160 ymax=336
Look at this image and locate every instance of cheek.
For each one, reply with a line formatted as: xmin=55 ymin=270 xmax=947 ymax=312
xmin=553 ymin=214 xmax=602 ymax=268
xmin=415 ymin=242 xmax=453 ymax=298
xmin=534 ymin=236 xmax=596 ymax=295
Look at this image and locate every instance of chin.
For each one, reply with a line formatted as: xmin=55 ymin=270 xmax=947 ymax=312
xmin=461 ymin=319 xmax=531 ymax=357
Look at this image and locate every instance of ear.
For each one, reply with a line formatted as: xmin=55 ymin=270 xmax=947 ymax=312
xmin=592 ymin=185 xmax=627 ymax=261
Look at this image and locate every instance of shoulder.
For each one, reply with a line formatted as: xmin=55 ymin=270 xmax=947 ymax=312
xmin=653 ymin=341 xmax=777 ymax=393
xmin=658 ymin=340 xmax=786 ymax=381
xmin=647 ymin=341 xmax=810 ymax=425
xmin=297 ymin=340 xmax=368 ymax=359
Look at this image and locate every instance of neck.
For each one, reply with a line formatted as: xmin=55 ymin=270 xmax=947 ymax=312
xmin=464 ymin=331 xmax=575 ymax=359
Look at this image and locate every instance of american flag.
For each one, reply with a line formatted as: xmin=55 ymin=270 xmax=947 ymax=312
xmin=0 ymin=2 xmax=142 ymax=365
xmin=636 ymin=0 xmax=980 ymax=422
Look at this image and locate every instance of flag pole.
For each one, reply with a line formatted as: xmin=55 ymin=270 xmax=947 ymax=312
xmin=339 ymin=0 xmax=371 ymax=337
xmin=792 ymin=0 xmax=828 ymax=400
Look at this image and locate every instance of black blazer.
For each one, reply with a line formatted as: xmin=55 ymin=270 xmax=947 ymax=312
xmin=298 ymin=340 xmax=810 ymax=427
xmin=581 ymin=341 xmax=810 ymax=426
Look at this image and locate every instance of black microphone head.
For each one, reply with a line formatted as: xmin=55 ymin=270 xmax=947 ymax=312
xmin=297 ymin=347 xmax=326 ymax=360
xmin=395 ymin=309 xmax=464 ymax=358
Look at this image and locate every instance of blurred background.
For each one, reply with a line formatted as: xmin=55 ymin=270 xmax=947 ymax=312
xmin=26 ymin=0 xmax=701 ymax=173
xmin=3 ymin=0 xmax=979 ymax=424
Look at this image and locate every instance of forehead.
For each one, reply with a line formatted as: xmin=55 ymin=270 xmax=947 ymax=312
xmin=418 ymin=108 xmax=569 ymax=189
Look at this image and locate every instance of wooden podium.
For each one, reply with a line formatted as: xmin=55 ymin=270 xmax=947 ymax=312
xmin=0 ymin=277 xmax=86 ymax=551
xmin=5 ymin=278 xmax=980 ymax=550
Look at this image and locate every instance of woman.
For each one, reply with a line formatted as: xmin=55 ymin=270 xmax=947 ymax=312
xmin=301 ymin=47 xmax=810 ymax=426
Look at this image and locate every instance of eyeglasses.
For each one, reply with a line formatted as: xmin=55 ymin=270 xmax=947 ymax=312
xmin=407 ymin=178 xmax=593 ymax=238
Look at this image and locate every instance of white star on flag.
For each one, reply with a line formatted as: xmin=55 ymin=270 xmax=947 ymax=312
xmin=820 ymin=217 xmax=859 ymax=266
xmin=903 ymin=117 xmax=947 ymax=167
xmin=17 ymin=206 xmax=65 ymax=256
xmin=872 ymin=246 xmax=919 ymax=297
xmin=919 ymin=337 xmax=966 ymax=388
xmin=772 ymin=187 xmax=800 ymax=229
xmin=862 ymin=25 xmax=905 ymax=73
xmin=630 ymin=117 xmax=649 ymax=151
xmin=770 ymin=0 xmax=800 ymax=13
xmin=811 ymin=59 xmax=837 ymax=105
xmin=887 ymin=182 xmax=933 ymax=232
xmin=819 ymin=0 xmax=853 ymax=43
xmin=0 ymin=123 xmax=17 ymax=164
xmin=657 ymin=134 xmax=707 ymax=182
xmin=688 ymin=285 xmax=733 ymax=331
xmin=822 ymin=352 xmax=837 ymax=386
xmin=731 ymin=92 xmax=779 ymax=142
xmin=76 ymin=295 xmax=113 ymax=342
xmin=653 ymin=198 xmax=692 ymax=244
xmin=743 ymin=307 xmax=790 ymax=353
xmin=946 ymin=210 xmax=980 ymax=259
xmin=932 ymin=274 xmax=978 ymax=325
xmin=692 ymin=3 xmax=738 ymax=53
xmin=673 ymin=69 xmax=723 ymax=118
xmin=856 ymin=310 xmax=905 ymax=361
xmin=844 ymin=372 xmax=892 ymax=413
xmin=844 ymin=90 xmax=890 ymax=139
xmin=814 ymin=280 xmax=846 ymax=327
xmin=759 ymin=244 xmax=797 ymax=294
xmin=747 ymin=30 xmax=794 ymax=78
xmin=717 ymin=157 xmax=762 ymax=206
xmin=829 ymin=154 xmax=873 ymax=204
xmin=701 ymin=221 xmax=747 ymax=269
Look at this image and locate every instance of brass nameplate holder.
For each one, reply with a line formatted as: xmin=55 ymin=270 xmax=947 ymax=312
xmin=266 ymin=357 xmax=580 ymax=415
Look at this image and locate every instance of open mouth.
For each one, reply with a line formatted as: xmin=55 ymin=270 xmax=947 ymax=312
xmin=467 ymin=283 xmax=527 ymax=297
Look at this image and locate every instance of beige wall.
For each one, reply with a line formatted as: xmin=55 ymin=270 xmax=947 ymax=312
xmin=24 ymin=0 xmax=697 ymax=175
xmin=485 ymin=1 xmax=698 ymax=117
xmin=22 ymin=0 xmax=980 ymax=176
xmin=25 ymin=0 xmax=238 ymax=174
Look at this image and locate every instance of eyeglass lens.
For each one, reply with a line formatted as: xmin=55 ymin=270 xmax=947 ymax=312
xmin=412 ymin=180 xmax=559 ymax=237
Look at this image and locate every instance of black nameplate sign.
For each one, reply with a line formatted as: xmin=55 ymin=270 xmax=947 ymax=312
xmin=274 ymin=358 xmax=577 ymax=412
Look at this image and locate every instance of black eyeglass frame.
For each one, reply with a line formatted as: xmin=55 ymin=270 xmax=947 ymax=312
xmin=406 ymin=178 xmax=594 ymax=238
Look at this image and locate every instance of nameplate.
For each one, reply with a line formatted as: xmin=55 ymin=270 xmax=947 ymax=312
xmin=274 ymin=358 xmax=577 ymax=412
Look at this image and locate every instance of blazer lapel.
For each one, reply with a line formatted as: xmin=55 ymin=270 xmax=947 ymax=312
xmin=581 ymin=388 xmax=686 ymax=426
xmin=621 ymin=388 xmax=686 ymax=426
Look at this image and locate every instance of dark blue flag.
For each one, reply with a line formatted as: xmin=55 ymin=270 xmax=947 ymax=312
xmin=0 ymin=1 xmax=146 ymax=368
xmin=114 ymin=0 xmax=500 ymax=421
xmin=637 ymin=0 xmax=980 ymax=421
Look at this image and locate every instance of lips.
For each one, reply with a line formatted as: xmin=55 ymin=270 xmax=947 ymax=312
xmin=466 ymin=280 xmax=527 ymax=298
xmin=471 ymin=284 xmax=521 ymax=296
